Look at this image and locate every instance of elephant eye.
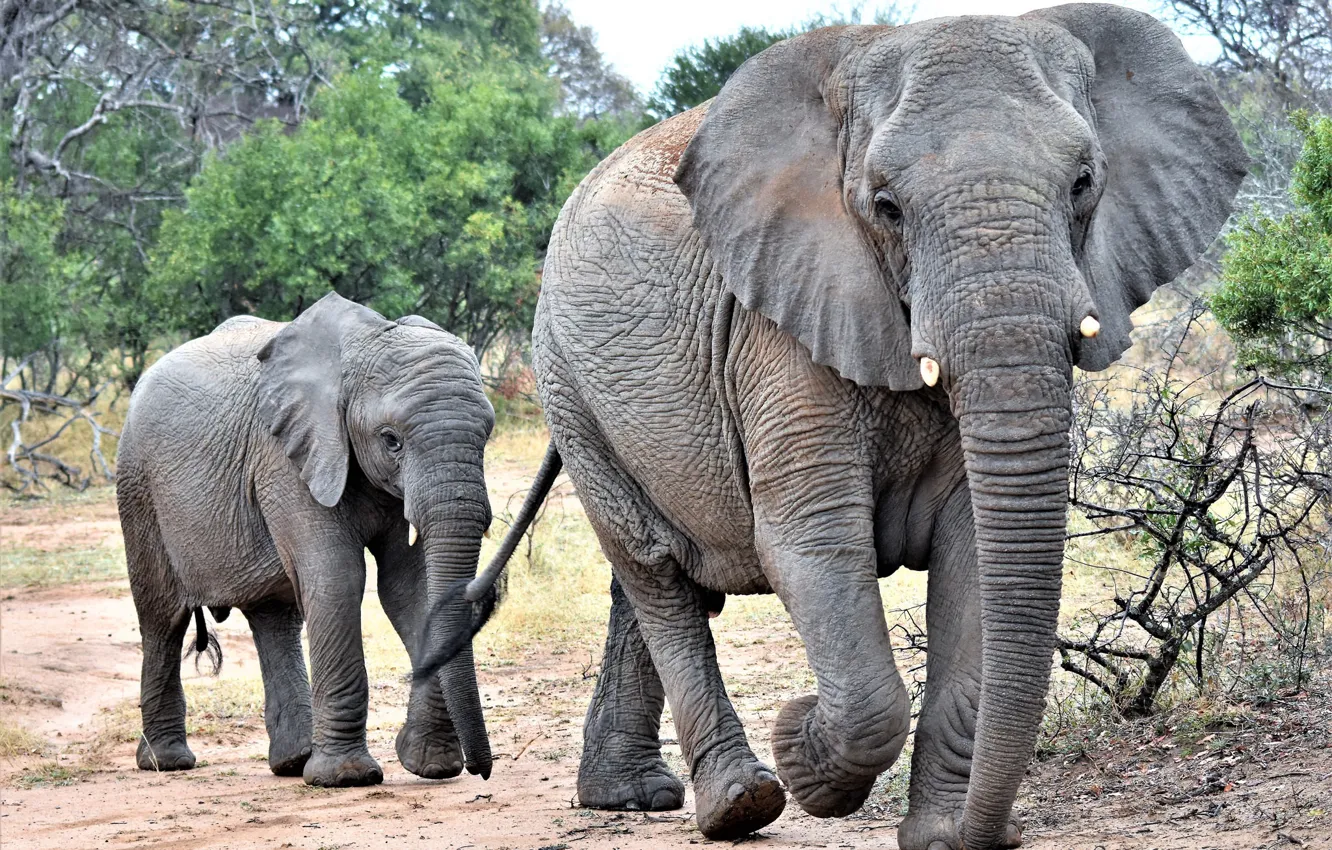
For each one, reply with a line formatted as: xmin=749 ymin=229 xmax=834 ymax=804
xmin=380 ymin=429 xmax=403 ymax=454
xmin=874 ymin=188 xmax=903 ymax=223
xmin=1072 ymin=165 xmax=1094 ymax=197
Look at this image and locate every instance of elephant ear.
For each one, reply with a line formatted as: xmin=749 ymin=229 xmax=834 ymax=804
xmin=674 ymin=27 xmax=919 ymax=390
xmin=256 ymin=292 xmax=393 ymax=507
xmin=1023 ymin=4 xmax=1249 ymax=371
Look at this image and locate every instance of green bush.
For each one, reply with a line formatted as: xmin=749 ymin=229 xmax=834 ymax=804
xmin=1214 ymin=111 xmax=1332 ymax=381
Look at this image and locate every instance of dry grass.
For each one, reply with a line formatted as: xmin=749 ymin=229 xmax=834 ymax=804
xmin=0 ymin=718 xmax=48 ymax=759
xmin=1 ymin=544 xmax=126 ymax=588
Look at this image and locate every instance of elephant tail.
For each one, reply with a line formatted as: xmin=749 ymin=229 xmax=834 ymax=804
xmin=412 ymin=444 xmax=563 ymax=683
xmin=184 ymin=607 xmax=223 ymax=676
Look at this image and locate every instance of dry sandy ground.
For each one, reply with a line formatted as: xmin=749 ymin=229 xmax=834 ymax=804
xmin=2 ymin=488 xmax=1330 ymax=850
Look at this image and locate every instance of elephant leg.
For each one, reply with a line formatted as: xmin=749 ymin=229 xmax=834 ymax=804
xmin=898 ymin=485 xmax=1021 ymax=850
xmin=122 ymin=496 xmax=196 ymax=772
xmin=756 ymin=489 xmax=912 ymax=819
xmin=577 ymin=575 xmax=685 ymax=812
xmin=372 ymin=534 xmax=463 ymax=780
xmin=134 ymin=607 xmax=196 ymax=771
xmin=602 ymin=540 xmax=784 ymax=839
xmin=290 ymin=546 xmax=382 ymax=788
xmin=244 ymin=602 xmax=313 ymax=776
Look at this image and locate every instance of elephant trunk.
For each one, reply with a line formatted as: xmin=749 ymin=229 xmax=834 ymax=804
xmin=413 ymin=470 xmax=494 ymax=780
xmin=938 ymin=280 xmax=1073 ymax=849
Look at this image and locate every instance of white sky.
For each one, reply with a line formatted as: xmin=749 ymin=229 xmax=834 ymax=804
xmin=559 ymin=0 xmax=1220 ymax=97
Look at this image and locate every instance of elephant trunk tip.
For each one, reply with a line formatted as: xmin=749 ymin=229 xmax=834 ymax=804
xmin=467 ymin=758 xmax=492 ymax=780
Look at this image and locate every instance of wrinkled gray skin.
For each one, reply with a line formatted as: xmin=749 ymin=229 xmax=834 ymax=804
xmin=534 ymin=6 xmax=1246 ymax=848
xmin=117 ymin=292 xmax=495 ymax=787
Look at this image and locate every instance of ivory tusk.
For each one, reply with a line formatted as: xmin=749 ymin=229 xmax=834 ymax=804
xmin=919 ymin=357 xmax=940 ymax=387
xmin=1080 ymin=315 xmax=1100 ymax=338
xmin=408 ymin=523 xmax=418 ymax=546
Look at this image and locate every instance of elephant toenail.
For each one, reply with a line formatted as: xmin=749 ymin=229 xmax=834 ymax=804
xmin=1005 ymin=822 xmax=1024 ymax=847
xmin=727 ymin=782 xmax=747 ymax=802
xmin=927 ymin=842 xmax=952 ymax=850
xmin=625 ymin=800 xmax=641 ymax=811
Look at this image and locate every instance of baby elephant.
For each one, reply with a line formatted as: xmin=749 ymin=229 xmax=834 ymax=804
xmin=117 ymin=292 xmax=495 ymax=787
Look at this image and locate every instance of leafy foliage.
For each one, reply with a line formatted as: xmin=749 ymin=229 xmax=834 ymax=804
xmin=1214 ymin=111 xmax=1332 ymax=380
xmin=3 ymin=0 xmax=330 ymax=388
xmin=1 ymin=0 xmax=639 ymax=393
xmin=0 ymin=182 xmax=71 ymax=361
xmin=150 ymin=47 xmax=626 ymax=354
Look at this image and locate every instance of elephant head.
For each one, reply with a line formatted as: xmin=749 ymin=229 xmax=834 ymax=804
xmin=675 ymin=5 xmax=1246 ymax=846
xmin=255 ymin=292 xmax=495 ymax=778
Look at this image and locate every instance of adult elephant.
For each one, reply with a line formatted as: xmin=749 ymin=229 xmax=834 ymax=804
xmin=431 ymin=5 xmax=1247 ymax=847
xmin=117 ymin=292 xmax=495 ymax=787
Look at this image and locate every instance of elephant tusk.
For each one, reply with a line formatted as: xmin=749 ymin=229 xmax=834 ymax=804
xmin=408 ymin=523 xmax=418 ymax=547
xmin=1080 ymin=315 xmax=1101 ymax=338
xmin=919 ymin=357 xmax=940 ymax=387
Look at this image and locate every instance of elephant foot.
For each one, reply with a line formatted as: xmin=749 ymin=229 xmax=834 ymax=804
xmin=303 ymin=747 xmax=383 ymax=787
xmin=268 ymin=741 xmax=312 ymax=777
xmin=577 ymin=752 xmax=684 ymax=811
xmin=137 ymin=736 xmax=196 ymax=771
xmin=692 ymin=748 xmax=786 ymax=840
xmin=771 ymin=695 xmax=891 ymax=818
xmin=898 ymin=806 xmax=1023 ymax=850
xmin=396 ymin=722 xmax=463 ymax=780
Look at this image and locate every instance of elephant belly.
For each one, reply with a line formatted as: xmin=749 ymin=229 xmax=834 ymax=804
xmin=148 ymin=451 xmax=293 ymax=608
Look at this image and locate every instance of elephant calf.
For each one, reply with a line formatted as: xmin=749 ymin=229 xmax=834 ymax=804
xmin=116 ymin=292 xmax=495 ymax=787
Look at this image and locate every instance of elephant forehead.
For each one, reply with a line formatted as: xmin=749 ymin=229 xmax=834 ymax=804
xmin=848 ymin=15 xmax=1091 ymax=124
xmin=850 ymin=30 xmax=1095 ymax=190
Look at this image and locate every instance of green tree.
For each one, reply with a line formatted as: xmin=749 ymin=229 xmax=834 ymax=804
xmin=3 ymin=1 xmax=328 ymax=388
xmin=1213 ymin=111 xmax=1332 ymax=380
xmin=150 ymin=50 xmax=625 ymax=356
xmin=315 ymin=0 xmax=542 ymax=67
xmin=1 ymin=182 xmax=70 ymax=365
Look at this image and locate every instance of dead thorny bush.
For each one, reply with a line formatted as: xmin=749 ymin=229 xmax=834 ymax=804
xmin=2 ymin=357 xmax=119 ymax=494
xmin=1060 ymin=315 xmax=1332 ymax=717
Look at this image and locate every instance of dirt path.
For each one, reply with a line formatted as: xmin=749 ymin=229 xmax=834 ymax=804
xmin=5 ymin=580 xmax=1330 ymax=850
xmin=0 ymin=581 xmax=903 ymax=849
